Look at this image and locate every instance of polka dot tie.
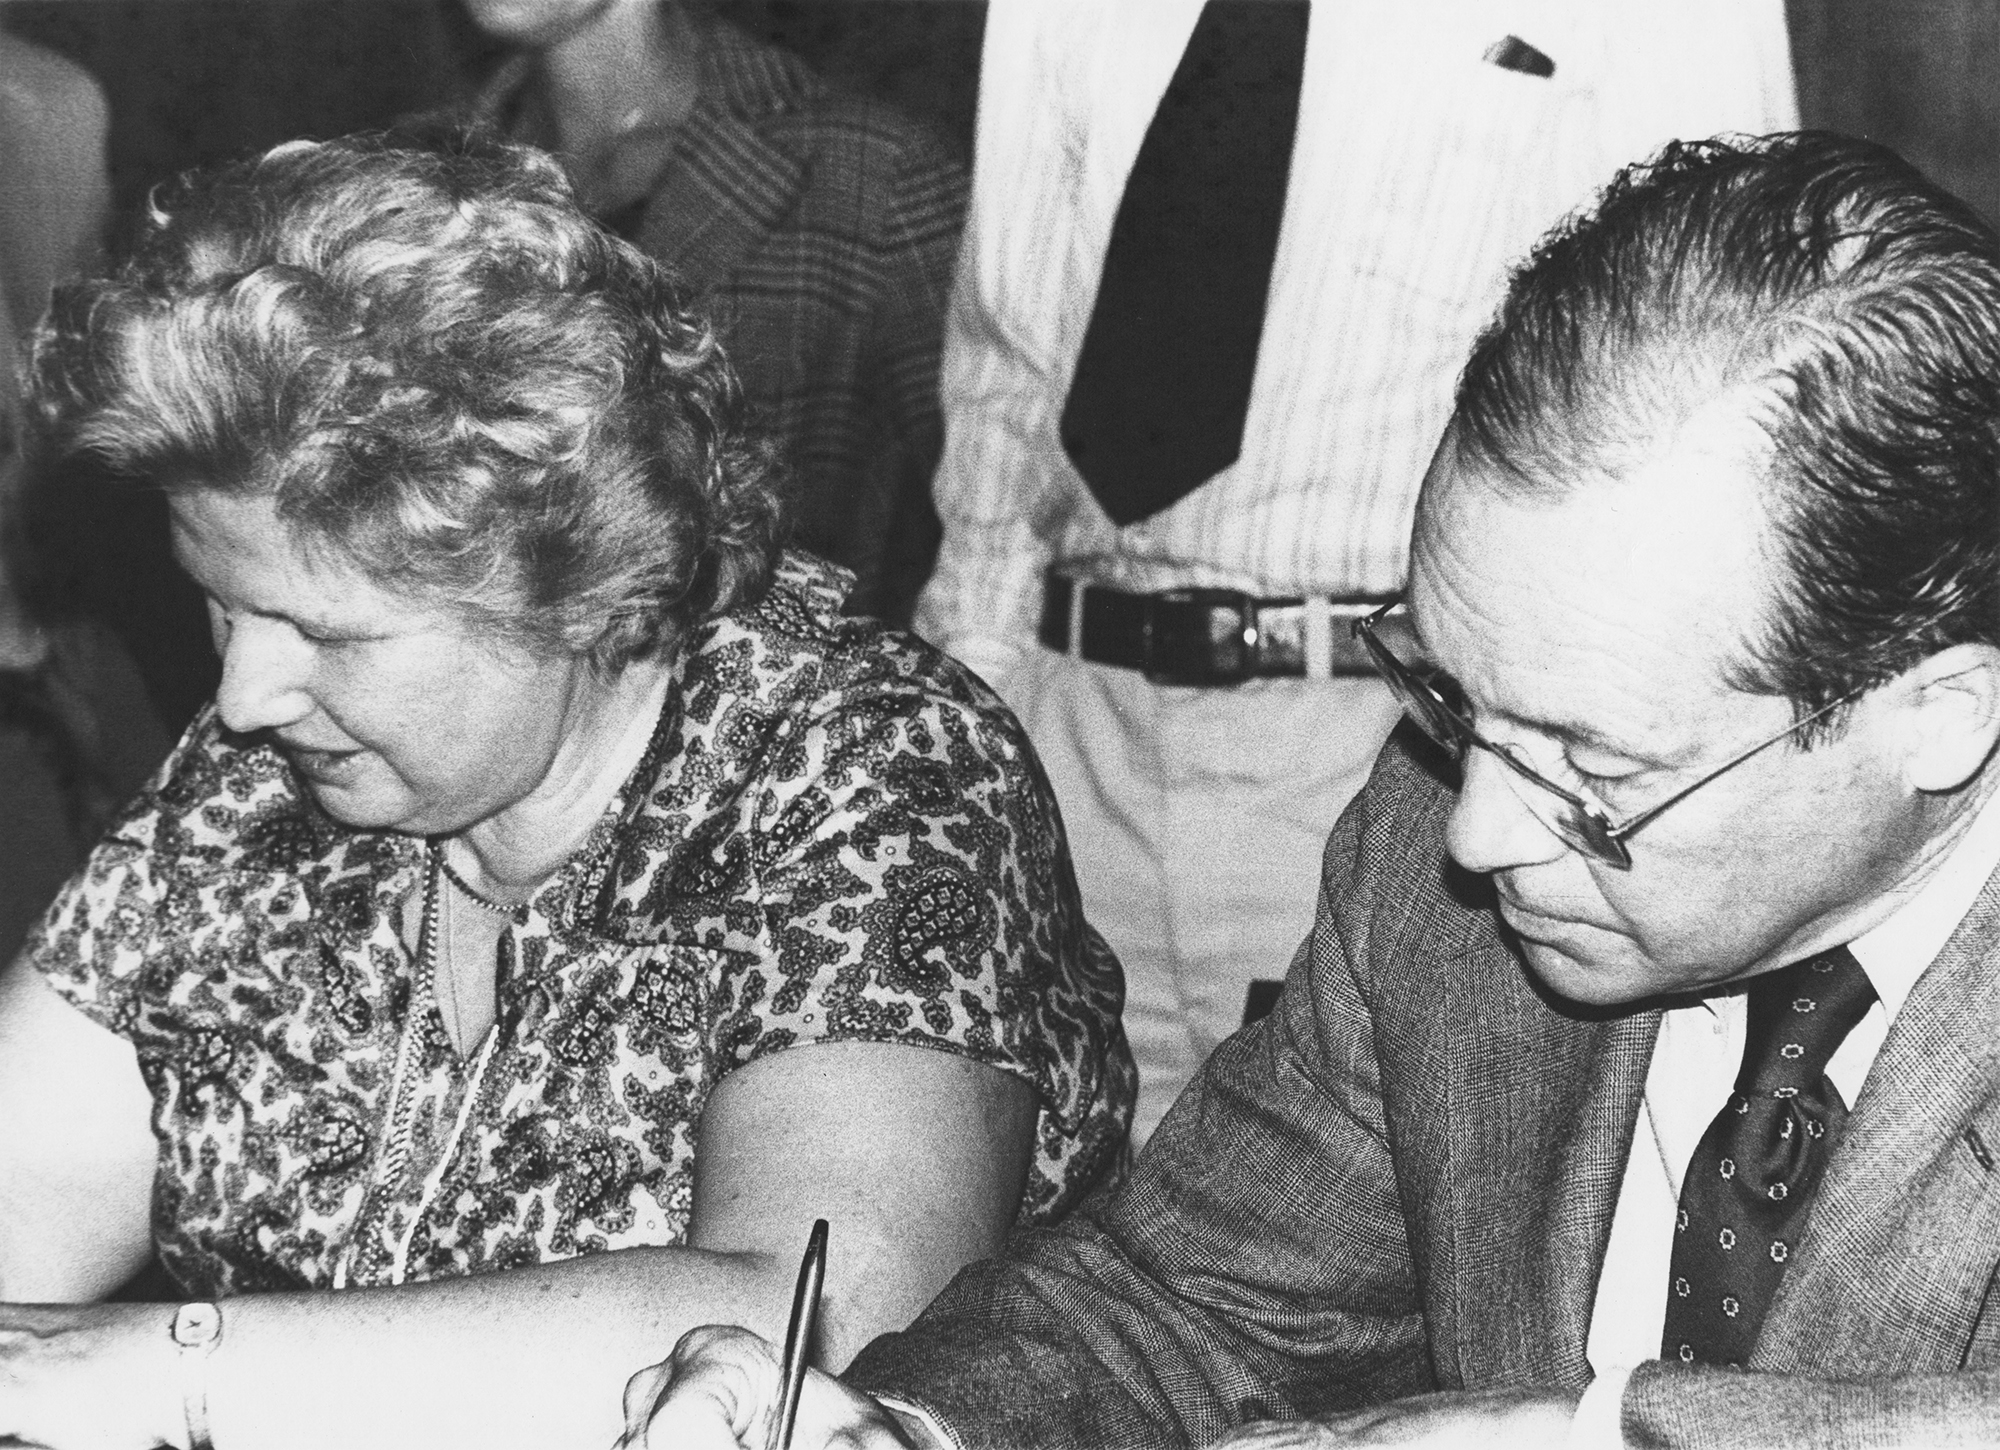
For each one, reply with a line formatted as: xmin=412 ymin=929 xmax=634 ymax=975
xmin=1661 ymin=947 xmax=1876 ymax=1367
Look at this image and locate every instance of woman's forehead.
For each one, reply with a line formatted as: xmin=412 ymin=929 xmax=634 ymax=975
xmin=168 ymin=489 xmax=420 ymax=625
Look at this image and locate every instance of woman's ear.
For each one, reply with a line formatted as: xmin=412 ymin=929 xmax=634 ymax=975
xmin=1896 ymin=642 xmax=2000 ymax=794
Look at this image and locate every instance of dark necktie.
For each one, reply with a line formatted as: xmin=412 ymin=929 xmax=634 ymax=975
xmin=1058 ymin=0 xmax=1309 ymax=527
xmin=1661 ymin=947 xmax=1876 ymax=1366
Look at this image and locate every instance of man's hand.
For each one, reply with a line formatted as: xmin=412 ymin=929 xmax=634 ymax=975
xmin=619 ymin=1324 xmax=933 ymax=1450
xmin=1206 ymin=1388 xmax=1579 ymax=1448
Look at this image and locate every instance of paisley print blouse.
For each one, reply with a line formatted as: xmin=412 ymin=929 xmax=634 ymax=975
xmin=29 ymin=554 xmax=1134 ymax=1295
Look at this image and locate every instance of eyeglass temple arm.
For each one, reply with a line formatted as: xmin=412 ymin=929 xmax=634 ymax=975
xmin=1601 ymin=685 xmax=1867 ymax=843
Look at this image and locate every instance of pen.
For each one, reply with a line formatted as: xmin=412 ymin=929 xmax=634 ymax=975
xmin=769 ymin=1217 xmax=828 ymax=1450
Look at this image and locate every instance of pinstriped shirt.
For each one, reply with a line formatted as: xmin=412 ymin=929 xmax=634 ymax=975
xmin=915 ymin=0 xmax=1796 ymax=689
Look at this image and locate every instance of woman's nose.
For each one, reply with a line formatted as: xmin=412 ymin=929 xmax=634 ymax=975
xmin=1444 ymin=746 xmax=1571 ymax=875
xmin=212 ymin=612 xmax=316 ymax=735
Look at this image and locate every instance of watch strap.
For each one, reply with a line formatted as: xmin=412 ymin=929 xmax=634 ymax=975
xmin=170 ymin=1301 xmax=222 ymax=1450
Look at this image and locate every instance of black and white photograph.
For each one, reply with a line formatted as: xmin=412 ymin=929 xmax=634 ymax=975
xmin=0 ymin=2 xmax=1997 ymax=1446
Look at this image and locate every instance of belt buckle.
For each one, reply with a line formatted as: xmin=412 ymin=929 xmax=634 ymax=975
xmin=1143 ymin=588 xmax=1258 ymax=686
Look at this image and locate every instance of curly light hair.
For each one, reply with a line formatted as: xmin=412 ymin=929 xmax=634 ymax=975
xmin=30 ymin=130 xmax=783 ymax=667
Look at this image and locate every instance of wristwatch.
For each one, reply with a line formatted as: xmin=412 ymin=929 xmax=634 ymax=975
xmin=170 ymin=1301 xmax=223 ymax=1450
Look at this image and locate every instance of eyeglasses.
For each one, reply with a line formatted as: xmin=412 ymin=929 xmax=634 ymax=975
xmin=1352 ymin=601 xmax=1873 ymax=870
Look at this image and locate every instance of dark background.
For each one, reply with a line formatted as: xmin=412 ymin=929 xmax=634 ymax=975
xmin=4 ymin=0 xmax=1993 ymax=729
xmin=3 ymin=1 xmax=987 ymax=259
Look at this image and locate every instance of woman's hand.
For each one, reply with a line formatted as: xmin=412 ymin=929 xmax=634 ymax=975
xmin=619 ymin=1325 xmax=929 ymax=1450
xmin=0 ymin=1302 xmax=182 ymax=1450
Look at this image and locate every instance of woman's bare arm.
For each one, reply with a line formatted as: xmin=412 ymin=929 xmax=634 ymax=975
xmin=0 ymin=955 xmax=157 ymax=1301
xmin=0 ymin=979 xmax=1036 ymax=1450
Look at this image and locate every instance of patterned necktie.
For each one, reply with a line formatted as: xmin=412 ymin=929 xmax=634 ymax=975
xmin=1661 ymin=947 xmax=1876 ymax=1366
xmin=1058 ymin=0 xmax=1310 ymax=527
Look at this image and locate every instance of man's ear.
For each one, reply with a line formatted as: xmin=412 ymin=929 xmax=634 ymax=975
xmin=1896 ymin=642 xmax=2000 ymax=793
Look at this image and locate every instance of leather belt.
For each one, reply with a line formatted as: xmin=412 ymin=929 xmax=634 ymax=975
xmin=1037 ymin=573 xmax=1421 ymax=686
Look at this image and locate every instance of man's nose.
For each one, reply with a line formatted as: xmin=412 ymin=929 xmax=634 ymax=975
xmin=213 ymin=615 xmax=316 ymax=735
xmin=1444 ymin=746 xmax=1571 ymax=875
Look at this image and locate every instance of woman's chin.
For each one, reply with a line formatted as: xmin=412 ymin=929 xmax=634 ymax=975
xmin=304 ymin=788 xmax=409 ymax=832
xmin=288 ymin=756 xmax=418 ymax=832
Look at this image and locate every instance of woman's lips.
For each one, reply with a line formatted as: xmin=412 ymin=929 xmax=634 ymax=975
xmin=281 ymin=741 xmax=365 ymax=780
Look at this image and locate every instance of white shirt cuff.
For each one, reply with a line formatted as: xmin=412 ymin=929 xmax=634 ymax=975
xmin=1566 ymin=1367 xmax=1633 ymax=1450
xmin=875 ymin=1393 xmax=962 ymax=1450
xmin=886 ymin=1376 xmax=1624 ymax=1450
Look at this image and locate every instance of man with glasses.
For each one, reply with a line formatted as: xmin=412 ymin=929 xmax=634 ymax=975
xmin=626 ymin=132 xmax=2000 ymax=1449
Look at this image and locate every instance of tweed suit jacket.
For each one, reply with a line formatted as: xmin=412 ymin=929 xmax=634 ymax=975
xmin=848 ymin=725 xmax=2000 ymax=1448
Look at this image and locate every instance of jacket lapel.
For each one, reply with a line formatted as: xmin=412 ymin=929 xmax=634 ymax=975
xmin=634 ymin=110 xmax=804 ymax=297
xmin=632 ymin=25 xmax=812 ymax=297
xmin=1443 ymin=935 xmax=1660 ymax=1389
xmin=1757 ymin=866 xmax=2000 ymax=1373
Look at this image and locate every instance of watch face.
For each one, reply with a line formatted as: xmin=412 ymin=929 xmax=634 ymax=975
xmin=172 ymin=1302 xmax=222 ymax=1348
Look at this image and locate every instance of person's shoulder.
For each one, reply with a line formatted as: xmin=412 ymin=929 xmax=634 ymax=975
xmin=682 ymin=551 xmax=1015 ymax=740
xmin=1313 ymin=723 xmax=1503 ymax=970
xmin=598 ymin=553 xmax=1040 ymax=946
xmin=0 ymin=29 xmax=107 ymax=133
xmin=1347 ymin=722 xmax=1460 ymax=857
xmin=705 ymin=21 xmax=962 ymax=176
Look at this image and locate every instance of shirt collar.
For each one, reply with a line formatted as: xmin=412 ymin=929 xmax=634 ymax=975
xmin=1848 ymin=776 xmax=2000 ymax=1020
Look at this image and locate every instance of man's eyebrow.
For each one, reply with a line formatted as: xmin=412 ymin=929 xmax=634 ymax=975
xmin=1410 ymin=612 xmax=1660 ymax=762
xmin=1440 ymin=671 xmax=1656 ymax=761
xmin=1529 ymin=715 xmax=1641 ymax=756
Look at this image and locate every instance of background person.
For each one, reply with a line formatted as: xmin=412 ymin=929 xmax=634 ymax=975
xmin=0 ymin=25 xmax=167 ymax=962
xmin=630 ymin=130 xmax=2000 ymax=1448
xmin=0 ymin=131 xmax=1130 ymax=1450
xmin=450 ymin=0 xmax=966 ymax=626
xmin=917 ymin=0 xmax=1800 ymax=1141
xmin=0 ymin=335 xmax=167 ymax=964
xmin=0 ymin=25 xmax=111 ymax=337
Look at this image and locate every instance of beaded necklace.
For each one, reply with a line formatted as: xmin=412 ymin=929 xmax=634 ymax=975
xmin=435 ymin=842 xmax=523 ymax=918
xmin=332 ymin=845 xmax=505 ymax=1289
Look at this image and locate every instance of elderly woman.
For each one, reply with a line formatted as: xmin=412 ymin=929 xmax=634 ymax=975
xmin=0 ymin=133 xmax=1131 ymax=1449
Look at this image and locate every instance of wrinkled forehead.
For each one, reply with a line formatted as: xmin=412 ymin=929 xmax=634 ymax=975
xmin=1408 ymin=406 xmax=1781 ymax=705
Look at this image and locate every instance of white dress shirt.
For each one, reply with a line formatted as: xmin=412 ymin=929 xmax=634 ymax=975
xmin=916 ymin=0 xmax=1796 ymax=692
xmin=1571 ymin=781 xmax=2000 ymax=1446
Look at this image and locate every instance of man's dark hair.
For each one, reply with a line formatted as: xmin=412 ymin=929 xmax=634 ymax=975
xmin=1452 ymin=131 xmax=2000 ymax=723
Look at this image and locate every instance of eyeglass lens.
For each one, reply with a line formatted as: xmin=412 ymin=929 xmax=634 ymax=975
xmin=1361 ymin=627 xmax=1630 ymax=866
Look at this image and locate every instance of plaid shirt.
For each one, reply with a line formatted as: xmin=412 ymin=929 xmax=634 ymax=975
xmin=471 ymin=23 xmax=968 ymax=625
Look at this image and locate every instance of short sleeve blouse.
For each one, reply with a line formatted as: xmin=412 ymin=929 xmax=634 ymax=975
xmin=28 ymin=554 xmax=1134 ymax=1295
